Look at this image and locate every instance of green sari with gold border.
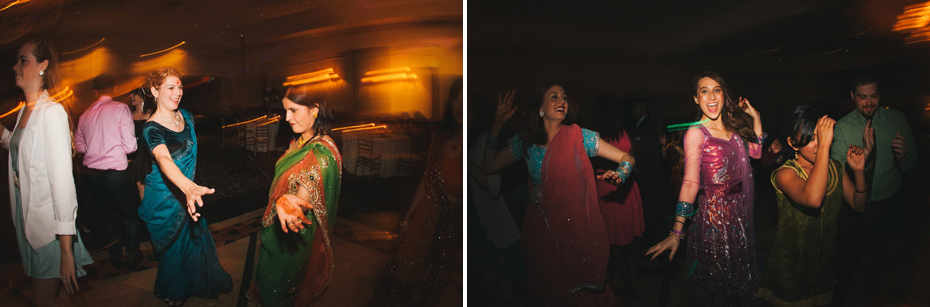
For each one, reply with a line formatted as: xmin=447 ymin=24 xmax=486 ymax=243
xmin=251 ymin=137 xmax=342 ymax=306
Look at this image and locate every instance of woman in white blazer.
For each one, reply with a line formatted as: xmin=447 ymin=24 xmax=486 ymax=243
xmin=3 ymin=38 xmax=93 ymax=306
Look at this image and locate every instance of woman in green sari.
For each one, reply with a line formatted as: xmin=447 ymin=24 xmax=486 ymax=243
xmin=759 ymin=105 xmax=869 ymax=306
xmin=247 ymin=85 xmax=342 ymax=306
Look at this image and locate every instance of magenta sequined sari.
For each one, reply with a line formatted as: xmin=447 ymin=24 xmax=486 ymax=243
xmin=685 ymin=125 xmax=762 ymax=306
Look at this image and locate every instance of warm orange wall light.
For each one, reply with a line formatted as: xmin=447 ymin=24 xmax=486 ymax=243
xmin=893 ymin=1 xmax=930 ymax=43
xmin=333 ymin=123 xmax=375 ymax=131
xmin=283 ymin=68 xmax=339 ymax=87
xmin=361 ymin=67 xmax=417 ymax=84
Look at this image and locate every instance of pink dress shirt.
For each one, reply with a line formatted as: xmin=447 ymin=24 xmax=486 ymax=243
xmin=75 ymin=96 xmax=137 ymax=170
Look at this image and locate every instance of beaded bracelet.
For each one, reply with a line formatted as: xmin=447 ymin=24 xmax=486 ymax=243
xmin=670 ymin=229 xmax=686 ymax=240
xmin=615 ymin=161 xmax=632 ymax=184
xmin=755 ymin=132 xmax=767 ymax=145
xmin=675 ymin=201 xmax=695 ymax=219
xmin=486 ymin=135 xmax=500 ymax=150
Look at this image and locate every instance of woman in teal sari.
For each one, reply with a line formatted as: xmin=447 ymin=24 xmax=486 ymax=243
xmin=139 ymin=67 xmax=232 ymax=306
xmin=247 ymin=85 xmax=342 ymax=306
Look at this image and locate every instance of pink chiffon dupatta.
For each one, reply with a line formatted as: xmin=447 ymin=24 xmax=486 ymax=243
xmin=524 ymin=124 xmax=617 ymax=306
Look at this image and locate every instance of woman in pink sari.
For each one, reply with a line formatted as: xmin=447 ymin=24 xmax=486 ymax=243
xmin=483 ymin=85 xmax=634 ymax=306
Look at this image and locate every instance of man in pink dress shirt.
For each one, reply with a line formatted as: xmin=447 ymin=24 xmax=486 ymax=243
xmin=75 ymin=73 xmax=142 ymax=270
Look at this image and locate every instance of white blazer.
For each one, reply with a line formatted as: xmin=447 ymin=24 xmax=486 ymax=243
xmin=1 ymin=90 xmax=79 ymax=250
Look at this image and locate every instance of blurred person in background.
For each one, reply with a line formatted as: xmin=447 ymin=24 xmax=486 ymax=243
xmin=590 ymin=94 xmax=644 ymax=298
xmin=75 ymin=72 xmax=143 ymax=271
xmin=128 ymin=86 xmax=155 ymax=201
xmin=371 ymin=78 xmax=464 ymax=306
xmin=3 ymin=38 xmax=94 ymax=306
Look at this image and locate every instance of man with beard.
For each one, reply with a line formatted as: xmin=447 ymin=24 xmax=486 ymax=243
xmin=830 ymin=74 xmax=917 ymax=302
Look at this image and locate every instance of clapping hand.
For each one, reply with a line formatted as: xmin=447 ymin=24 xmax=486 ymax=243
xmin=847 ymin=145 xmax=867 ymax=172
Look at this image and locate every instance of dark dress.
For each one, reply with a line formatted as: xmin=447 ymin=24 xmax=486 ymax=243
xmin=128 ymin=118 xmax=152 ymax=185
xmin=139 ymin=109 xmax=232 ymax=301
xmin=758 ymin=159 xmax=843 ymax=306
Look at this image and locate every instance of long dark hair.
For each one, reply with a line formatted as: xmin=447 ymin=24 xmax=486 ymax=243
xmin=692 ymin=71 xmax=755 ymax=141
xmin=782 ymin=105 xmax=823 ymax=158
xmin=519 ymin=83 xmax=580 ymax=155
xmin=284 ymin=85 xmax=333 ymax=139
xmin=592 ymin=94 xmax=626 ymax=142
xmin=439 ymin=78 xmax=463 ymax=135
xmin=131 ymin=86 xmax=155 ymax=114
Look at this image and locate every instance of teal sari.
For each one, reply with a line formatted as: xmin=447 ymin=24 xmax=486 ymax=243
xmin=251 ymin=137 xmax=342 ymax=306
xmin=139 ymin=109 xmax=232 ymax=301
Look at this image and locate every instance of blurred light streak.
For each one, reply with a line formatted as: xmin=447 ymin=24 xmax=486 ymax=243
xmin=333 ymin=123 xmax=375 ymax=131
xmin=223 ymin=115 xmax=267 ymax=128
xmin=893 ymin=1 xmax=930 ymax=43
xmin=0 ymin=101 xmax=25 ymax=119
xmin=50 ymin=86 xmax=73 ymax=102
xmin=257 ymin=115 xmax=281 ymax=126
xmin=666 ymin=119 xmax=709 ymax=132
xmin=744 ymin=45 xmax=783 ymax=55
xmin=140 ymin=41 xmax=186 ymax=57
xmin=185 ymin=76 xmax=213 ymax=89
xmin=361 ymin=72 xmax=417 ymax=84
xmin=835 ymin=28 xmax=871 ymax=39
xmin=361 ymin=67 xmax=418 ymax=84
xmin=341 ymin=125 xmax=387 ymax=133
xmin=0 ymin=0 xmax=31 ymax=12
xmin=284 ymin=68 xmax=339 ymax=87
xmin=61 ymin=38 xmax=106 ymax=55
xmin=364 ymin=67 xmax=410 ymax=76
xmin=804 ymin=46 xmax=844 ymax=57
xmin=286 ymin=68 xmax=334 ymax=81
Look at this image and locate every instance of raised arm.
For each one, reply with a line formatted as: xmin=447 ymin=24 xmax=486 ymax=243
xmin=842 ymin=144 xmax=869 ymax=212
xmin=483 ymin=89 xmax=519 ymax=174
xmin=740 ymin=97 xmax=764 ymax=159
xmin=774 ymin=116 xmax=835 ymax=208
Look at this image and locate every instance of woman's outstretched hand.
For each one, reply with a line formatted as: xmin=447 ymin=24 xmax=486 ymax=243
xmin=493 ymin=89 xmax=518 ymax=131
xmin=183 ymin=183 xmax=215 ymax=222
xmin=275 ymin=194 xmax=314 ymax=233
xmin=596 ymin=170 xmax=624 ymax=185
xmin=645 ymin=235 xmax=681 ymax=261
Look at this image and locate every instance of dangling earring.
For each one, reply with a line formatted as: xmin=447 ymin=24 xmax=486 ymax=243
xmin=794 ymin=152 xmax=799 ymax=161
xmin=39 ymin=70 xmax=44 ymax=76
xmin=539 ymin=111 xmax=544 ymax=117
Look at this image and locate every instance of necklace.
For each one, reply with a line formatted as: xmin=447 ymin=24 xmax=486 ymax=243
xmin=157 ymin=110 xmax=180 ymax=127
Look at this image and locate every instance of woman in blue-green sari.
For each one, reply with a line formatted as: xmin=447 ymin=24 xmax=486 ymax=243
xmin=247 ymin=85 xmax=342 ymax=306
xmin=140 ymin=67 xmax=232 ymax=306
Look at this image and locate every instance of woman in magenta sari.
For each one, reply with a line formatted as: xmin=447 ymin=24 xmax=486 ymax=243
xmin=483 ymin=85 xmax=634 ymax=306
xmin=646 ymin=71 xmax=766 ymax=306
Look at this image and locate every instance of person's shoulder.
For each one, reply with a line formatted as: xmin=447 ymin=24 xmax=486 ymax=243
xmin=835 ymin=110 xmax=859 ymax=124
xmin=879 ymin=107 xmax=908 ymax=120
